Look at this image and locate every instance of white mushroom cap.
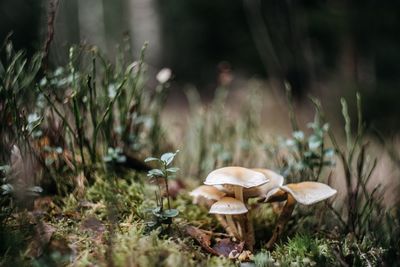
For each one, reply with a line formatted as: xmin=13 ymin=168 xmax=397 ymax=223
xmin=204 ymin=167 xmax=269 ymax=188
xmin=189 ymin=185 xmax=226 ymax=204
xmin=280 ymin=182 xmax=337 ymax=205
xmin=209 ymin=197 xmax=248 ymax=215
xmin=243 ymin=168 xmax=284 ymax=198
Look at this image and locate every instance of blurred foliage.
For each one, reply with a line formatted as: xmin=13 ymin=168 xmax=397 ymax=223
xmin=180 ymin=85 xmax=270 ymax=178
xmin=264 ymin=87 xmax=335 ymax=184
xmin=2 ymin=0 xmax=400 ymax=130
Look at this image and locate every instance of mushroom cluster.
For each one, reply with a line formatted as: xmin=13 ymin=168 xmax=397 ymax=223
xmin=190 ymin=166 xmax=337 ymax=251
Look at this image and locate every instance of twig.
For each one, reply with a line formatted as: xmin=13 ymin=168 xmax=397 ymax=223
xmin=42 ymin=0 xmax=60 ymax=71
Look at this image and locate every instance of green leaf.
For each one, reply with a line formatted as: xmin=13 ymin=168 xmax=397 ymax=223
xmin=144 ymin=157 xmax=160 ymax=163
xmin=26 ymin=186 xmax=43 ymax=196
xmin=166 ymin=167 xmax=180 ymax=173
xmin=160 ymin=153 xmax=174 ymax=165
xmin=163 ymin=209 xmax=179 ymax=218
xmin=45 ymin=157 xmax=55 ymax=166
xmin=160 ymin=150 xmax=179 ymax=166
xmin=324 ymin=148 xmax=335 ymax=158
xmin=146 ymin=221 xmax=158 ymax=228
xmin=116 ymin=155 xmax=127 ymax=163
xmin=0 ymin=165 xmax=10 ymax=174
xmin=103 ymin=156 xmax=112 ymax=162
xmin=308 ymin=135 xmax=322 ymax=150
xmin=1 ymin=184 xmax=14 ymax=195
xmin=147 ymin=169 xmax=164 ymax=177
xmin=285 ymin=139 xmax=296 ymax=147
xmin=292 ymin=131 xmax=304 ymax=141
xmin=55 ymin=147 xmax=63 ymax=154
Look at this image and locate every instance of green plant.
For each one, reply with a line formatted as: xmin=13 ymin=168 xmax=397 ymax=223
xmin=181 ymin=86 xmax=268 ymax=178
xmin=329 ymin=234 xmax=385 ymax=266
xmin=0 ymin=41 xmax=43 ymax=161
xmin=265 ymin=86 xmax=335 ymax=183
xmin=35 ymin=41 xmax=170 ymax=180
xmin=310 ymin=93 xmax=384 ymax=236
xmin=144 ymin=150 xmax=180 ymax=229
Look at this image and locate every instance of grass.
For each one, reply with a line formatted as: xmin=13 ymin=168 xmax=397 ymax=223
xmin=0 ymin=41 xmax=399 ymax=266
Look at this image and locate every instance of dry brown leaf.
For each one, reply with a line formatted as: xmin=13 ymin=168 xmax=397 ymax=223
xmin=186 ymin=226 xmax=244 ymax=258
xmin=185 ymin=225 xmax=217 ymax=255
xmin=81 ymin=216 xmax=105 ymax=234
xmin=212 ymin=238 xmax=244 ymax=257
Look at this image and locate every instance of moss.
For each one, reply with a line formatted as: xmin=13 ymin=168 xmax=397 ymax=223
xmin=272 ymin=233 xmax=335 ymax=266
xmin=253 ymin=250 xmax=275 ymax=267
xmin=112 ymin=226 xmax=188 ymax=266
xmin=173 ymin=194 xmax=214 ymax=227
xmin=332 ymin=234 xmax=386 ymax=267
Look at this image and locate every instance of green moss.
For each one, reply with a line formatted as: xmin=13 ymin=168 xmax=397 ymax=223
xmin=253 ymin=250 xmax=275 ymax=267
xmin=173 ymin=194 xmax=214 ymax=227
xmin=272 ymin=233 xmax=335 ymax=266
xmin=333 ymin=234 xmax=385 ymax=267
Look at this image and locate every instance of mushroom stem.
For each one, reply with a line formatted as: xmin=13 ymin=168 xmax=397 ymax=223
xmin=215 ymin=214 xmax=236 ymax=237
xmin=237 ymin=216 xmax=244 ymax=239
xmin=266 ymin=193 xmax=296 ymax=250
xmin=232 ymin=186 xmax=245 ymax=241
xmin=226 ymin=215 xmax=240 ymax=240
xmin=234 ymin=186 xmax=244 ymax=202
xmin=244 ymin=211 xmax=255 ymax=251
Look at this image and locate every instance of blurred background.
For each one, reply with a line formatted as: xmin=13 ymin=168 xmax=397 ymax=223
xmin=1 ymin=0 xmax=400 ymax=131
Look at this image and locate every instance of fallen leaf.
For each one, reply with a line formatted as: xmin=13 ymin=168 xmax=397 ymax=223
xmin=186 ymin=225 xmax=218 ymax=255
xmin=186 ymin=225 xmax=211 ymax=247
xmin=212 ymin=238 xmax=244 ymax=257
xmin=186 ymin=226 xmax=244 ymax=258
xmin=81 ymin=216 xmax=105 ymax=233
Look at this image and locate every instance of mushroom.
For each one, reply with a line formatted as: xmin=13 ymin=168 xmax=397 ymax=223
xmin=189 ymin=185 xmax=232 ymax=235
xmin=243 ymin=168 xmax=284 ymax=199
xmin=189 ymin=185 xmax=226 ymax=205
xmin=209 ymin=197 xmax=248 ymax=240
xmin=204 ymin=167 xmax=271 ymax=250
xmin=209 ymin=168 xmax=283 ymax=200
xmin=262 ymin=181 xmax=337 ymax=249
xmin=280 ymin=182 xmax=337 ymax=205
xmin=204 ymin=167 xmax=269 ymax=202
xmin=237 ymin=168 xmax=284 ymax=250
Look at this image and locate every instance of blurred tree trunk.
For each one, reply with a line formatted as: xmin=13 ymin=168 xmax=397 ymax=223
xmin=78 ymin=0 xmax=107 ymax=51
xmin=126 ymin=0 xmax=161 ymax=65
xmin=49 ymin=0 xmax=79 ymax=66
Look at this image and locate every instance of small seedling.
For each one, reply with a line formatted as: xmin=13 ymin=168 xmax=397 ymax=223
xmin=144 ymin=150 xmax=180 ymax=229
